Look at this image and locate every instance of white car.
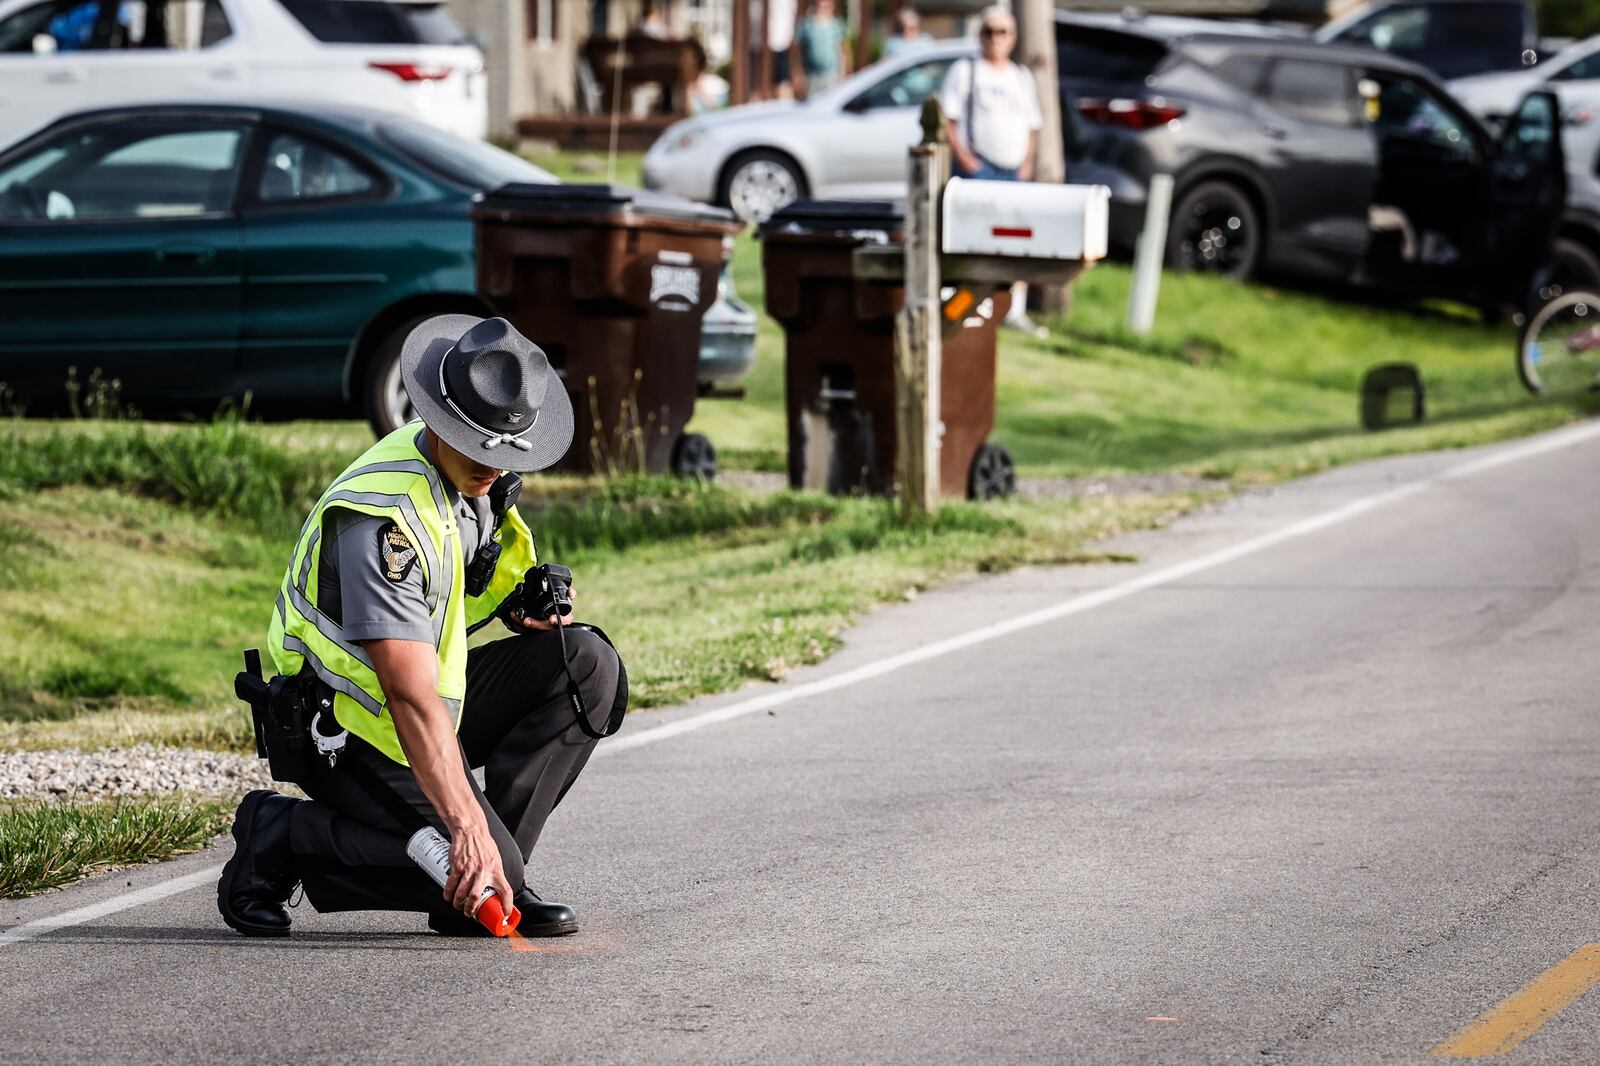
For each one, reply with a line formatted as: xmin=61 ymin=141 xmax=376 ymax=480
xmin=0 ymin=0 xmax=486 ymax=149
xmin=644 ymin=41 xmax=973 ymax=222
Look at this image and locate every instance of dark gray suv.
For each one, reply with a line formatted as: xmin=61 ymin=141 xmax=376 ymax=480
xmin=1061 ymin=15 xmax=1564 ymax=312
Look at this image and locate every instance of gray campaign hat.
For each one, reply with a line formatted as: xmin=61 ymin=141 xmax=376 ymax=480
xmin=400 ymin=314 xmax=574 ymax=473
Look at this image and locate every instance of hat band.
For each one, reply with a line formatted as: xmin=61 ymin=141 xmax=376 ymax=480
xmin=438 ymin=350 xmax=538 ymax=452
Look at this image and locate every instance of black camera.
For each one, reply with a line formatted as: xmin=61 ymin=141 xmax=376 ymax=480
xmin=520 ymin=562 xmax=574 ymax=622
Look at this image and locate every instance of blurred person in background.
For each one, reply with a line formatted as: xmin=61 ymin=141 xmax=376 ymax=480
xmin=796 ymin=0 xmax=850 ymax=96
xmin=940 ymin=5 xmax=1046 ymax=337
xmin=768 ymin=0 xmax=800 ymax=98
xmin=884 ymin=7 xmax=933 ymax=58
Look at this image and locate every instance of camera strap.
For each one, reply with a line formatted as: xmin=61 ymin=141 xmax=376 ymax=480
xmin=555 ymin=622 xmax=629 ymax=740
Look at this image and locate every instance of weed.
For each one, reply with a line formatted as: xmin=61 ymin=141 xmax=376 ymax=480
xmin=0 ymin=797 xmax=233 ymax=898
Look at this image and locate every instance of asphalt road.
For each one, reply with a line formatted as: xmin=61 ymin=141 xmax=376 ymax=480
xmin=6 ymin=422 xmax=1600 ymax=1065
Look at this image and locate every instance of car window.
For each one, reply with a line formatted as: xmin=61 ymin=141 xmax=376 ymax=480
xmin=1551 ymin=51 xmax=1600 ymax=82
xmin=1055 ymin=26 xmax=1169 ymax=86
xmin=0 ymin=0 xmax=228 ymax=51
xmin=1430 ymin=3 xmax=1522 ymax=47
xmin=1499 ymin=91 xmax=1558 ymax=167
xmin=1213 ymin=54 xmax=1268 ymax=94
xmin=256 ymin=132 xmax=377 ymax=203
xmin=1339 ymin=6 xmax=1427 ymax=53
xmin=278 ymin=0 xmax=467 ymax=44
xmin=0 ymin=0 xmax=103 ymax=52
xmin=1362 ymin=74 xmax=1482 ymax=159
xmin=0 ymin=122 xmax=245 ymax=222
xmin=377 ymin=116 xmax=555 ymax=189
xmin=848 ymin=57 xmax=954 ymax=111
xmin=1264 ymin=60 xmax=1358 ymax=127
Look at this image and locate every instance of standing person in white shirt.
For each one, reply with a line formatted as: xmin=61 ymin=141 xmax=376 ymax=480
xmin=938 ymin=5 xmax=1048 ymax=337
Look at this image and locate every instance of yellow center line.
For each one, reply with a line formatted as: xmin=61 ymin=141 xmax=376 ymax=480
xmin=1431 ymin=943 xmax=1600 ymax=1058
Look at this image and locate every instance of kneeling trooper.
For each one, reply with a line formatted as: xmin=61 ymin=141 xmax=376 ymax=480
xmin=219 ymin=315 xmax=625 ymax=938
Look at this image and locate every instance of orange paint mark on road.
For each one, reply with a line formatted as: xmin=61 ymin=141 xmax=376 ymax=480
xmin=1431 ymin=943 xmax=1600 ymax=1058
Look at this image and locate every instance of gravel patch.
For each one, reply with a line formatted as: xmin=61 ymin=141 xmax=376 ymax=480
xmin=0 ymin=746 xmax=272 ymax=801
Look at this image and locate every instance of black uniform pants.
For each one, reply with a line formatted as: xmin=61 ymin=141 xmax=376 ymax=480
xmin=287 ymin=627 xmax=623 ymax=916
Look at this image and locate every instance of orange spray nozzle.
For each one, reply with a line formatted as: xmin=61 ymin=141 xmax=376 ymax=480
xmin=473 ymin=893 xmax=522 ymax=938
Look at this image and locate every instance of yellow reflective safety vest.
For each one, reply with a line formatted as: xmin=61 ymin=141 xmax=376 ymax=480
xmin=267 ymin=424 xmax=537 ymax=765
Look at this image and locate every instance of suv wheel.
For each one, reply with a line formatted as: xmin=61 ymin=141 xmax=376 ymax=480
xmin=720 ymin=150 xmax=806 ymax=224
xmin=1166 ymin=181 xmax=1260 ymax=281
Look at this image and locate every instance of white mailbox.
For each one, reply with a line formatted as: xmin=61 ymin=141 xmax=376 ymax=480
xmin=941 ymin=179 xmax=1110 ymax=262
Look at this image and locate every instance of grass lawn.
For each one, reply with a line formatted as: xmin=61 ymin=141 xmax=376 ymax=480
xmin=2 ymin=199 xmax=1596 ymax=755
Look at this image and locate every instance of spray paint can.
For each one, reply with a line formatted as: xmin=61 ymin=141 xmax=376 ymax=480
xmin=406 ymin=826 xmax=521 ymax=937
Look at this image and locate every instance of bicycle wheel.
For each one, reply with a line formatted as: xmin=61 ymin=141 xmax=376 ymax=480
xmin=1518 ymin=290 xmax=1600 ymax=395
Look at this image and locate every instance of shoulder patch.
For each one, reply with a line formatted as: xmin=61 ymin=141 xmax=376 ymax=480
xmin=378 ymin=522 xmax=418 ymax=584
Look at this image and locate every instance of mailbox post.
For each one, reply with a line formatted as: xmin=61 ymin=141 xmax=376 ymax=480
xmin=897 ymin=100 xmax=947 ymax=517
xmin=888 ymin=99 xmax=1110 ymax=515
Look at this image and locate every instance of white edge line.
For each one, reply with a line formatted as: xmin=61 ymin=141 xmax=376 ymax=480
xmin=0 ymin=863 xmax=224 ymax=947
xmin=5 ymin=417 xmax=1598 ymax=947
xmin=596 ymin=418 xmax=1600 ymax=758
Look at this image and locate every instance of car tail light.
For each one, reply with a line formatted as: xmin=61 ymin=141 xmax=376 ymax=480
xmin=1074 ymin=97 xmax=1186 ymax=131
xmin=369 ymin=62 xmax=453 ymax=82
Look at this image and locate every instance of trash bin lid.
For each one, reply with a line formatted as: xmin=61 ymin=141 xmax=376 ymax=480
xmin=759 ymin=200 xmax=904 ymax=241
xmin=479 ymin=182 xmax=737 ymax=226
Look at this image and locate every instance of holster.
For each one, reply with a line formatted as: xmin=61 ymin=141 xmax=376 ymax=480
xmin=235 ymin=649 xmax=334 ymax=785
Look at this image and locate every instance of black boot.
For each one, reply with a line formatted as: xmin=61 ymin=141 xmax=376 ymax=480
xmin=427 ymin=888 xmax=579 ymax=938
xmin=217 ymin=790 xmax=300 ymax=938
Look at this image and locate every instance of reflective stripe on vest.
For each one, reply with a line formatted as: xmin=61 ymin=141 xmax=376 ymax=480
xmin=266 ymin=423 xmax=538 ymax=765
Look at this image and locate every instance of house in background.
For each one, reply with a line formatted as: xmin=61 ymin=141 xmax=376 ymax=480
xmin=446 ymin=0 xmax=739 ymax=140
xmin=451 ymin=0 xmax=1335 ymax=144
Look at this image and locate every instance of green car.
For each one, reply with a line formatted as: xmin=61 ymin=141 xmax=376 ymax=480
xmin=0 ymin=101 xmax=755 ymax=433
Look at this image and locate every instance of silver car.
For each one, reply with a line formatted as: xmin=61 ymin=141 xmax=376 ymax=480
xmin=643 ymin=42 xmax=973 ymax=222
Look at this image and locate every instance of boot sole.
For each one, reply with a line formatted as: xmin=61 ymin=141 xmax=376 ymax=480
xmin=217 ymin=790 xmax=291 ymax=938
xmin=518 ymin=919 xmax=579 ymax=937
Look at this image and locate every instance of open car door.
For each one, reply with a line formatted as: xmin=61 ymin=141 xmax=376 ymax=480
xmin=1485 ymin=90 xmax=1567 ymax=310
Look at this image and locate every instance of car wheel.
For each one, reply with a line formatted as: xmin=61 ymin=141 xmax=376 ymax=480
xmin=1547 ymin=236 xmax=1600 ymax=301
xmin=1166 ymin=181 xmax=1260 ymax=281
xmin=362 ymin=317 xmax=427 ymax=438
xmin=719 ymin=150 xmax=807 ymax=224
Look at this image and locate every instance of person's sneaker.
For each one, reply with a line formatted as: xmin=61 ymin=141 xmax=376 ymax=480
xmin=217 ymin=790 xmax=300 ymax=937
xmin=427 ymin=888 xmax=579 ymax=938
xmin=1004 ymin=311 xmax=1050 ymax=340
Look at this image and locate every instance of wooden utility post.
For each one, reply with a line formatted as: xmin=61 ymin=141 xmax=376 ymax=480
xmin=1013 ymin=0 xmax=1068 ymax=313
xmin=895 ymin=98 xmax=945 ymax=517
xmin=731 ymin=0 xmax=750 ymax=103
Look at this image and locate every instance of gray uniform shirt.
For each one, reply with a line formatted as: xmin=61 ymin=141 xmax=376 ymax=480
xmin=315 ymin=443 xmax=495 ymax=643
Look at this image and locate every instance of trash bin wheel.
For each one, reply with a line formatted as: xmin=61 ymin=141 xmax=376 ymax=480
xmin=671 ymin=432 xmax=718 ymax=482
xmin=968 ymin=442 xmax=1016 ymax=501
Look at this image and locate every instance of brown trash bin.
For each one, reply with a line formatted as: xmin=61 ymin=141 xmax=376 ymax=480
xmin=760 ymin=200 xmax=1013 ymax=500
xmin=473 ymin=183 xmax=742 ymax=478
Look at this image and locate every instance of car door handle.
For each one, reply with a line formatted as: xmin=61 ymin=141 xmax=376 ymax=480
xmin=210 ymin=65 xmax=241 ymax=81
xmin=1260 ymin=124 xmax=1288 ymax=140
xmin=45 ymin=66 xmax=85 ymax=84
xmin=155 ymin=243 xmax=216 ymax=265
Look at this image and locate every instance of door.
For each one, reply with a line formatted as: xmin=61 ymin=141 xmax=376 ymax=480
xmin=71 ymin=0 xmax=251 ymax=105
xmin=1360 ymin=69 xmax=1492 ymax=297
xmin=1252 ymin=58 xmax=1377 ymax=281
xmin=0 ymin=116 xmax=246 ymax=400
xmin=1482 ymin=90 xmax=1566 ymax=307
xmin=236 ymin=124 xmax=395 ymax=400
xmin=827 ymin=55 xmax=957 ymax=198
xmin=0 ymin=0 xmax=105 ymax=144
